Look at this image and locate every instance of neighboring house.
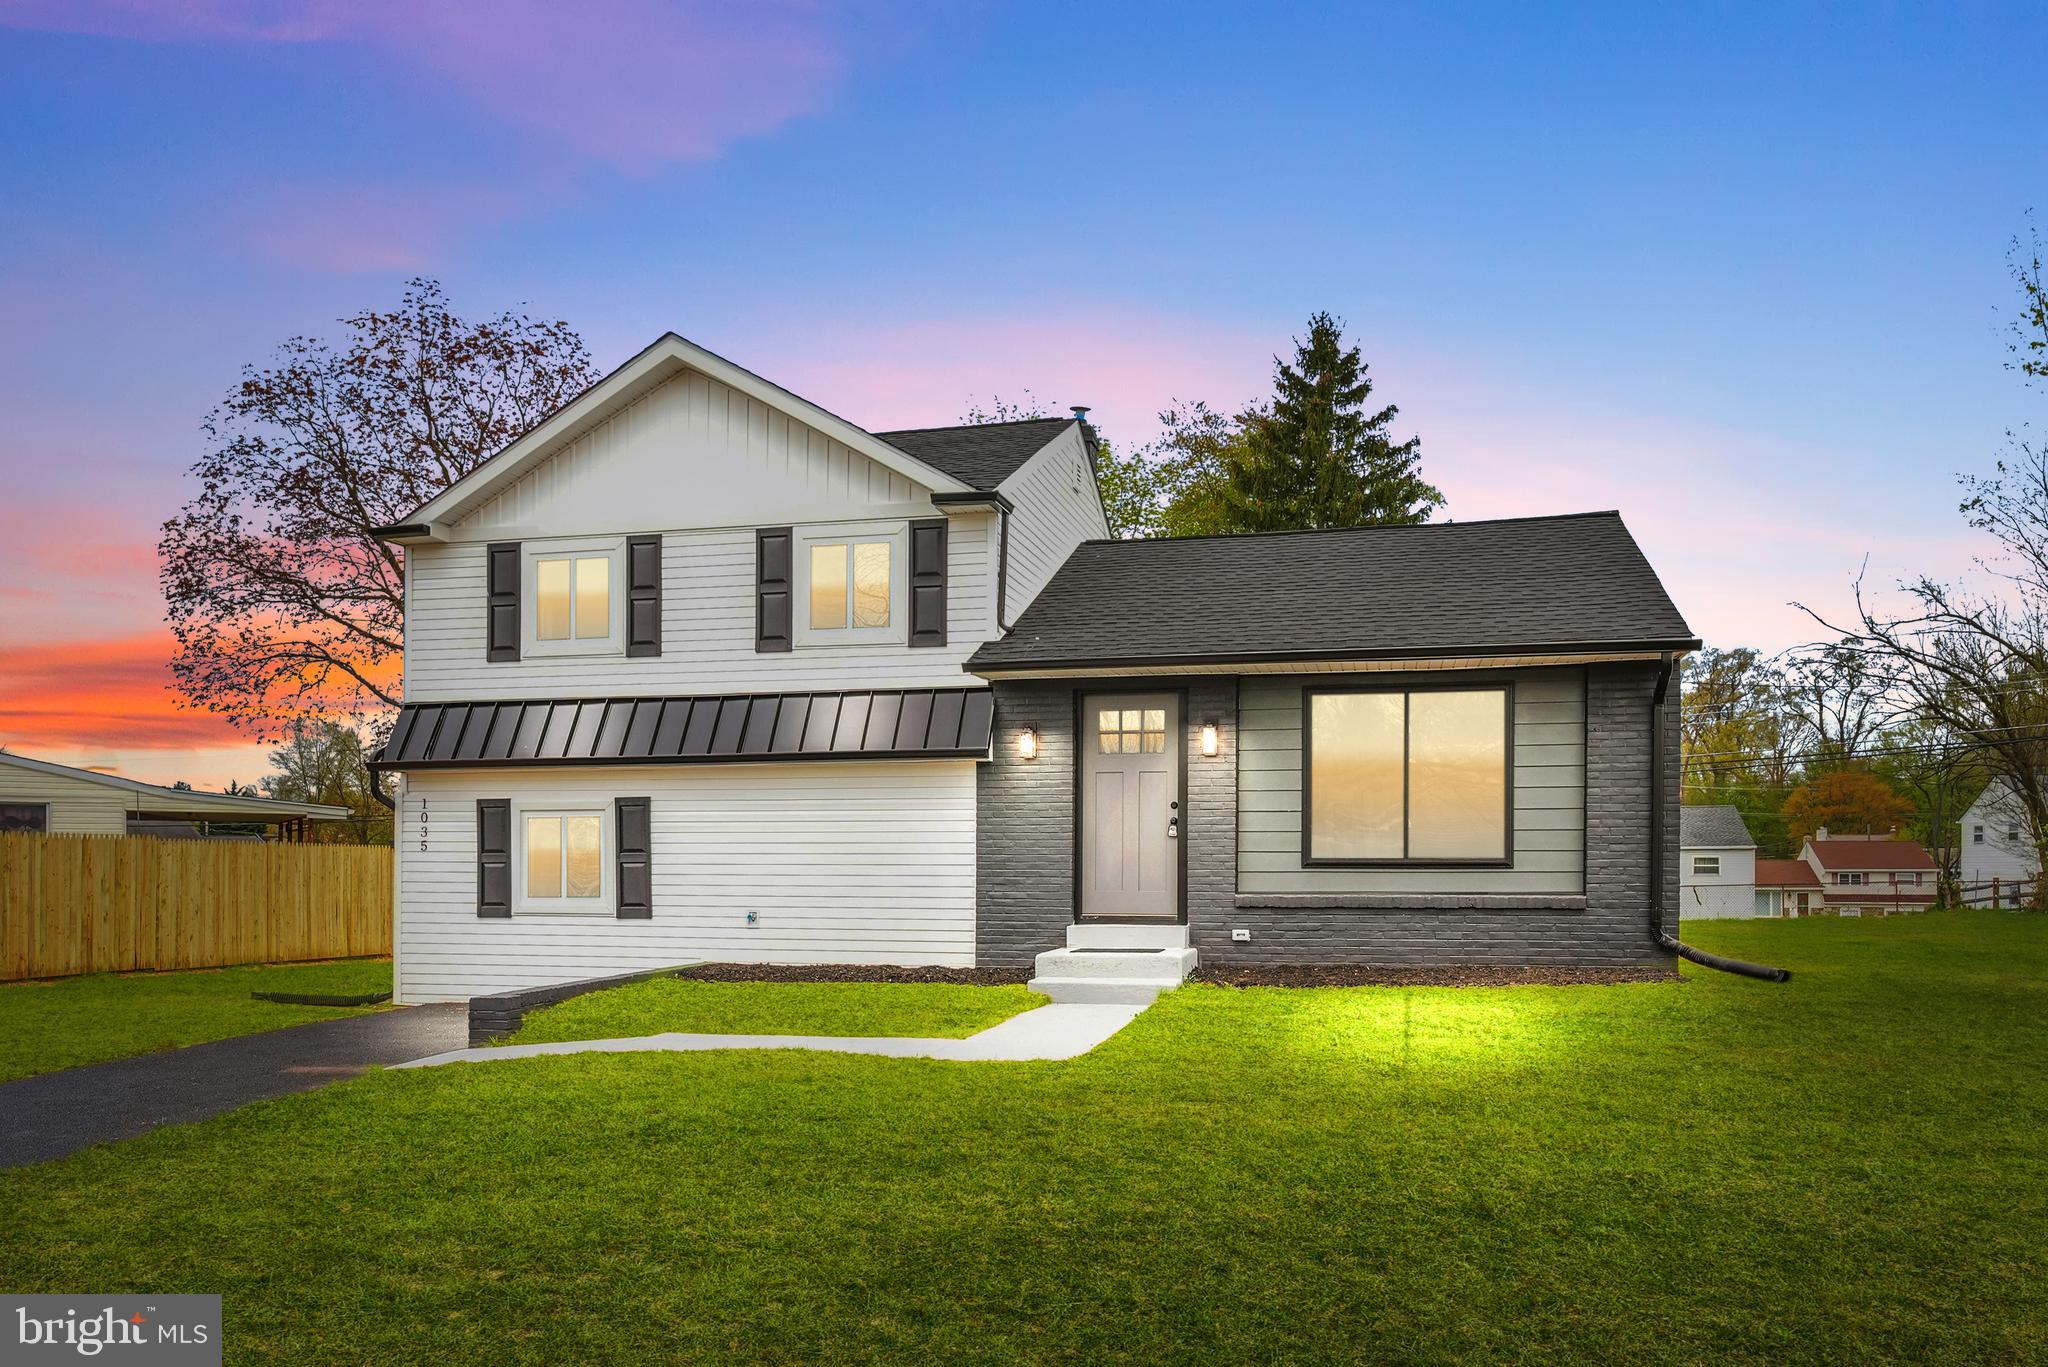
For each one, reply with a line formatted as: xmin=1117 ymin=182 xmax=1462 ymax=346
xmin=1959 ymin=780 xmax=2036 ymax=893
xmin=368 ymin=332 xmax=1699 ymax=1004
xmin=1754 ymin=859 xmax=1823 ymax=917
xmin=0 ymin=750 xmax=348 ymax=839
xmin=1800 ymin=829 xmax=1937 ymax=916
xmin=1678 ymin=805 xmax=1757 ymax=919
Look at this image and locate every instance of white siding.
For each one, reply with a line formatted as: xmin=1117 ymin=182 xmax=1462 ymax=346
xmin=457 ymin=369 xmax=926 ymax=537
xmin=405 ymin=515 xmax=994 ymax=701
xmin=1237 ymin=669 xmax=1586 ymax=895
xmin=1679 ymin=845 xmax=1758 ymax=920
xmin=1960 ymin=782 xmax=2037 ymax=886
xmin=0 ymin=765 xmax=127 ymax=834
xmin=394 ymin=761 xmax=977 ymax=1002
xmin=997 ymin=425 xmax=1110 ymax=616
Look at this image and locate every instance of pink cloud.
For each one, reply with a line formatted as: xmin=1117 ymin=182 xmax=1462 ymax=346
xmin=2 ymin=0 xmax=847 ymax=172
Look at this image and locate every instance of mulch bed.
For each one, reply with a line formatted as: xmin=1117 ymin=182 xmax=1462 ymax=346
xmin=1196 ymin=964 xmax=1681 ymax=989
xmin=673 ymin=964 xmax=1029 ymax=986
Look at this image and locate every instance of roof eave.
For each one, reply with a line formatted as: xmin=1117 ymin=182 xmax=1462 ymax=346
xmin=967 ymin=637 xmax=1704 ymax=677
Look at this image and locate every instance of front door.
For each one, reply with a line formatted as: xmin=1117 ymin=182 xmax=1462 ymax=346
xmin=1080 ymin=693 xmax=1181 ymax=919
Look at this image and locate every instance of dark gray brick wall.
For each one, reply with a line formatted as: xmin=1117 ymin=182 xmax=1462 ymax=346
xmin=976 ymin=682 xmax=1079 ymax=971
xmin=977 ymin=664 xmax=1678 ymax=970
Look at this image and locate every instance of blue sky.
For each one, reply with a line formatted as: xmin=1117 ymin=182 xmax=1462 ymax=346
xmin=1 ymin=1 xmax=2043 ymax=783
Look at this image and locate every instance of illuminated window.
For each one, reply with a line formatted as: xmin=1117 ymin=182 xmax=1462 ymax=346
xmin=797 ymin=525 xmax=902 ymax=643
xmin=1307 ymin=687 xmax=1509 ymax=863
xmin=1097 ymin=707 xmax=1167 ymax=754
xmin=525 ymin=540 xmax=622 ymax=655
xmin=521 ymin=810 xmax=606 ymax=910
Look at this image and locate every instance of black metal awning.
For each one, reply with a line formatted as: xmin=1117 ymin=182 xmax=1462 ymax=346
xmin=374 ymin=688 xmax=994 ymax=770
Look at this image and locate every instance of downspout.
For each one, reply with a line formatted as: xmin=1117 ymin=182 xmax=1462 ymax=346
xmin=995 ymin=504 xmax=1013 ymax=633
xmin=367 ymin=761 xmax=396 ymax=810
xmin=1647 ymin=650 xmax=1791 ymax=983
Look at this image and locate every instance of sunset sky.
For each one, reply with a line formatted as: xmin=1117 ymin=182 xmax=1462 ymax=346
xmin=2 ymin=2 xmax=2045 ymax=788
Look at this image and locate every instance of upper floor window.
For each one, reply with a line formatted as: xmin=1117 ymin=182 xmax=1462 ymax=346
xmin=1692 ymin=855 xmax=1720 ymax=876
xmin=524 ymin=539 xmax=623 ymax=657
xmin=1974 ymin=825 xmax=1986 ymax=844
xmin=797 ymin=524 xmax=904 ymax=646
xmin=1306 ymin=685 xmax=1510 ymax=864
xmin=1838 ymin=871 xmax=1864 ymax=885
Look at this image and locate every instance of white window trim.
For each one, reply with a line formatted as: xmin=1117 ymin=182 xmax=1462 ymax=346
xmin=794 ymin=521 xmax=907 ymax=648
xmin=522 ymin=537 xmax=626 ymax=658
xmin=512 ymin=798 xmax=614 ymax=917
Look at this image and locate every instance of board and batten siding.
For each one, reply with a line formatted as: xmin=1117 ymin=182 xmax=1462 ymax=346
xmin=998 ymin=425 xmax=1112 ymax=617
xmin=456 ymin=367 xmax=929 ymax=536
xmin=0 ymin=765 xmax=128 ymax=834
xmin=1237 ymin=669 xmax=1587 ymax=896
xmin=404 ymin=515 xmax=993 ymax=701
xmin=395 ymin=761 xmax=977 ymax=1002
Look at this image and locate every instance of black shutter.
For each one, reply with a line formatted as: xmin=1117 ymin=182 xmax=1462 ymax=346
xmin=756 ymin=527 xmax=793 ymax=653
xmin=616 ymin=797 xmax=652 ymax=919
xmin=477 ymin=799 xmax=511 ymax=918
xmin=909 ymin=517 xmax=948 ymax=648
xmin=486 ymin=542 xmax=520 ymax=662
xmin=626 ymin=534 xmax=662 ymax=657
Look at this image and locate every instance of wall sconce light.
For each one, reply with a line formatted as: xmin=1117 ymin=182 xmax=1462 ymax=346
xmin=1017 ymin=727 xmax=1039 ymax=761
xmin=1200 ymin=721 xmax=1220 ymax=758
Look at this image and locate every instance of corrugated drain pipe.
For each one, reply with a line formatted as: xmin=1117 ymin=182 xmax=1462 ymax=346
xmin=1648 ymin=651 xmax=1791 ymax=983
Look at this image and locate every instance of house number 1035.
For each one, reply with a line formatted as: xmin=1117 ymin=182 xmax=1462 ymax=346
xmin=418 ymin=798 xmax=429 ymax=852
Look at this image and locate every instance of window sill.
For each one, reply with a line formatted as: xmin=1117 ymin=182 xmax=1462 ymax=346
xmin=1234 ymin=893 xmax=1588 ymax=913
xmin=512 ymin=907 xmax=619 ymax=919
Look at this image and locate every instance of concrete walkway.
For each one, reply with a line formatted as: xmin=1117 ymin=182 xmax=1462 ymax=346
xmin=397 ymin=1001 xmax=1149 ymax=1070
xmin=0 ymin=1004 xmax=467 ymax=1170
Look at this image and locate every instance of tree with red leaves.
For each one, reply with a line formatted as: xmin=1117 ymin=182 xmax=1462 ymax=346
xmin=159 ymin=280 xmax=595 ymax=738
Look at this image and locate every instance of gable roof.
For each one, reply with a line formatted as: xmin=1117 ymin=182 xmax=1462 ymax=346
xmin=874 ymin=417 xmax=1078 ymax=491
xmin=0 ymin=751 xmax=349 ymax=821
xmin=1806 ymin=838 xmax=1935 ymax=871
xmin=1680 ymin=805 xmax=1754 ymax=848
xmin=967 ymin=511 xmax=1698 ymax=672
xmin=1756 ymin=858 xmax=1822 ymax=888
xmin=379 ymin=333 xmax=974 ymax=537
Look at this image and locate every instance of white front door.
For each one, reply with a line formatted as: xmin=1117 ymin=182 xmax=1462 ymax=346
xmin=1081 ymin=693 xmax=1180 ymax=919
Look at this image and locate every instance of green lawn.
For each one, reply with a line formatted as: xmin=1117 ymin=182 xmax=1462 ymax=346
xmin=0 ymin=959 xmax=392 ymax=1083
xmin=505 ymin=977 xmax=1045 ymax=1044
xmin=3 ymin=915 xmax=2044 ymax=1363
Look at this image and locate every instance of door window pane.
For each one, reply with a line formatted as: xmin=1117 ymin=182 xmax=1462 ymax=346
xmin=565 ymin=816 xmax=603 ymax=898
xmin=1098 ymin=705 xmax=1169 ymax=754
xmin=852 ymin=542 xmax=891 ymax=627
xmin=1407 ymin=691 xmax=1507 ymax=859
xmin=536 ymin=559 xmax=571 ymax=640
xmin=1309 ymin=693 xmax=1404 ymax=859
xmin=809 ymin=544 xmax=847 ymax=628
xmin=573 ymin=556 xmax=610 ymax=639
xmin=525 ymin=816 xmax=562 ymax=898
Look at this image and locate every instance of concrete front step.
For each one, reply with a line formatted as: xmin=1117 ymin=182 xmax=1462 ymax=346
xmin=1066 ymin=921 xmax=1189 ymax=951
xmin=1025 ymin=976 xmax=1177 ymax=1006
xmin=1033 ymin=946 xmax=1198 ymax=981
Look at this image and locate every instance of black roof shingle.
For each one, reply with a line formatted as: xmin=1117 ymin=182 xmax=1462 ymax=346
xmin=875 ymin=417 xmax=1076 ymax=491
xmin=967 ymin=511 xmax=1698 ymax=671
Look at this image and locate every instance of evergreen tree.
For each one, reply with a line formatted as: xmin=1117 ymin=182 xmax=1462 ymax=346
xmin=1213 ymin=313 xmax=1441 ymax=531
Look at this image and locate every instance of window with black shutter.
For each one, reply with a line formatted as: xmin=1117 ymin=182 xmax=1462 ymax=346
xmin=477 ymin=799 xmax=512 ymax=917
xmin=615 ymin=797 xmax=652 ymax=918
xmin=756 ymin=527 xmax=793 ymax=652
xmin=486 ymin=543 xmax=520 ymax=662
xmin=908 ymin=517 xmax=947 ymax=648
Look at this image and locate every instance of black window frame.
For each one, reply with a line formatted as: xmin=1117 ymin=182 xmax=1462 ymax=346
xmin=0 ymin=802 xmax=49 ymax=833
xmin=1300 ymin=682 xmax=1515 ymax=869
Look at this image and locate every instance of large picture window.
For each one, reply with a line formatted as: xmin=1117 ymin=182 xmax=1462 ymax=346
xmin=1306 ymin=686 xmax=1510 ymax=864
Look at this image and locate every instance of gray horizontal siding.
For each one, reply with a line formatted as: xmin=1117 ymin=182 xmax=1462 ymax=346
xmin=1236 ymin=669 xmax=1585 ymax=896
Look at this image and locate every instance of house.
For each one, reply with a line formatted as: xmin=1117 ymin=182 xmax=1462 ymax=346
xmin=367 ymin=332 xmax=1700 ymax=1004
xmin=0 ymin=750 xmax=349 ymax=839
xmin=1799 ymin=829 xmax=1937 ymax=916
xmin=1677 ymin=805 xmax=1757 ymax=919
xmin=1959 ymin=780 xmax=2035 ymax=899
xmin=1753 ymin=858 xmax=1822 ymax=917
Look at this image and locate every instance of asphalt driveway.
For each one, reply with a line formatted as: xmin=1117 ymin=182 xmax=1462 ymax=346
xmin=0 ymin=1003 xmax=467 ymax=1169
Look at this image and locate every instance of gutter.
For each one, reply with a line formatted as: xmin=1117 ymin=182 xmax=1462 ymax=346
xmin=366 ymin=760 xmax=396 ymax=811
xmin=1646 ymin=650 xmax=1790 ymax=983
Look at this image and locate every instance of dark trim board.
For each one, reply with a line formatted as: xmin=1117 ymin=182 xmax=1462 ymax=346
xmin=973 ymin=637 xmax=1702 ymax=677
xmin=1299 ymin=680 xmax=1516 ymax=870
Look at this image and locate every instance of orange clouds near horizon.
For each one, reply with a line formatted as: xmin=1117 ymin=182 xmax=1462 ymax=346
xmin=0 ymin=631 xmax=246 ymax=752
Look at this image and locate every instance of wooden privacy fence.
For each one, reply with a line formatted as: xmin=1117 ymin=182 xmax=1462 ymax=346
xmin=0 ymin=833 xmax=391 ymax=982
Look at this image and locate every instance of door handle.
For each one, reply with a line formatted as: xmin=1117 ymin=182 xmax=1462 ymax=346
xmin=1167 ymin=816 xmax=1179 ymax=839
